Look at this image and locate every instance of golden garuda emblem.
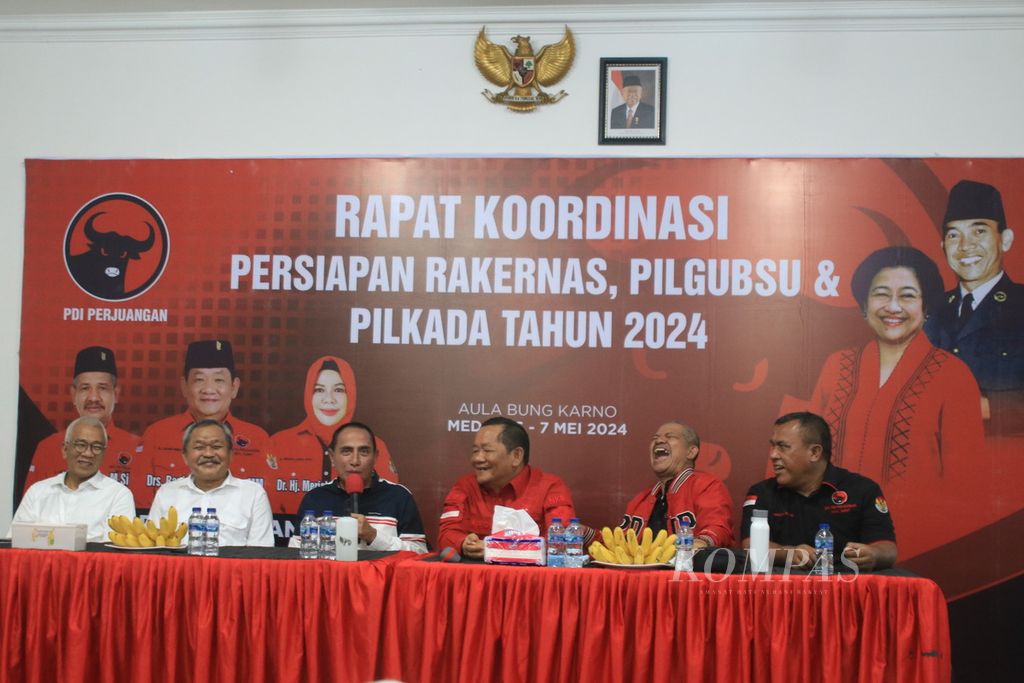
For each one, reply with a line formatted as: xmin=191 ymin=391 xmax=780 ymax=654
xmin=474 ymin=26 xmax=575 ymax=112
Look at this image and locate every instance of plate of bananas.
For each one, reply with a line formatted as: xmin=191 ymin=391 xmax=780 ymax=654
xmin=587 ymin=526 xmax=675 ymax=568
xmin=105 ymin=507 xmax=187 ymax=550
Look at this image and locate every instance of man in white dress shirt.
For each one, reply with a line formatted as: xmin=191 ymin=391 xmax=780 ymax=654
xmin=148 ymin=419 xmax=273 ymax=547
xmin=10 ymin=415 xmax=135 ymax=543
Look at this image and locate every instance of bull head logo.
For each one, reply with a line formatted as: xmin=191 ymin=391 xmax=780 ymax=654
xmin=63 ymin=193 xmax=169 ymax=301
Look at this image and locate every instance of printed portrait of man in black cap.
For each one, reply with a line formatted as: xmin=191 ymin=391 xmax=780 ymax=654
xmin=135 ymin=339 xmax=272 ymax=512
xmin=610 ymin=73 xmax=656 ymax=129
xmin=925 ymin=179 xmax=1024 ymax=435
xmin=22 ymin=346 xmax=141 ymax=495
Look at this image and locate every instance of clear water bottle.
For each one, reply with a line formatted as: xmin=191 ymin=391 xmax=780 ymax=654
xmin=204 ymin=507 xmax=220 ymax=557
xmin=299 ymin=510 xmax=319 ymax=560
xmin=546 ymin=517 xmax=565 ymax=568
xmin=318 ymin=510 xmax=337 ymax=560
xmin=564 ymin=518 xmax=585 ymax=568
xmin=674 ymin=520 xmax=694 ymax=572
xmin=187 ymin=506 xmax=204 ymax=556
xmin=813 ymin=523 xmax=834 ymax=576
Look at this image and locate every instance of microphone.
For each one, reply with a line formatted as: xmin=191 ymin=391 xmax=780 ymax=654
xmin=344 ymin=473 xmax=364 ymax=515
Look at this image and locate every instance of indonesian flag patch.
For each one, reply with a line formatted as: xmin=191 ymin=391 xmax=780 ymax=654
xmin=743 ymin=495 xmax=758 ymax=507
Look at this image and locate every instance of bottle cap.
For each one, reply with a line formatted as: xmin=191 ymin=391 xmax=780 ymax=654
xmin=192 ymin=507 xmax=201 ymax=512
xmin=570 ymin=517 xmax=580 ymax=524
xmin=304 ymin=509 xmax=314 ymax=515
xmin=324 ymin=510 xmax=334 ymax=516
xmin=551 ymin=517 xmax=562 ymax=524
xmin=680 ymin=519 xmax=691 ymax=527
xmin=819 ymin=523 xmax=830 ymax=529
xmin=207 ymin=508 xmax=216 ymax=513
xmin=752 ymin=509 xmax=768 ymax=518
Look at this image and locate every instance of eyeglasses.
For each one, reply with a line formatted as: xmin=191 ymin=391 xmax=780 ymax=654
xmin=67 ymin=440 xmax=106 ymax=455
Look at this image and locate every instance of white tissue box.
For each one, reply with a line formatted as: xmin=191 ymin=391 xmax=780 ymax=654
xmin=484 ymin=531 xmax=546 ymax=565
xmin=10 ymin=522 xmax=88 ymax=551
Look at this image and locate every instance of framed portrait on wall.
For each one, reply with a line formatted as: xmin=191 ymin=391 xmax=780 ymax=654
xmin=599 ymin=57 xmax=667 ymax=145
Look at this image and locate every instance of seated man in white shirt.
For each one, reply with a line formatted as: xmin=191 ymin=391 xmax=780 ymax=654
xmin=10 ymin=415 xmax=136 ymax=543
xmin=148 ymin=419 xmax=273 ymax=547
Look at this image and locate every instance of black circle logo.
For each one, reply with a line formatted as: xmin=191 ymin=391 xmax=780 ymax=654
xmin=63 ymin=193 xmax=170 ymax=302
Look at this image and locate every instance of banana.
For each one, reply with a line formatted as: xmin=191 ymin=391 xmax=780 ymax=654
xmin=653 ymin=529 xmax=668 ymax=550
xmin=131 ymin=517 xmax=146 ymax=537
xmin=633 ymin=547 xmax=645 ymax=565
xmin=658 ymin=543 xmax=677 ymax=564
xmin=137 ymin=533 xmax=155 ymax=547
xmin=145 ymin=520 xmax=161 ymax=541
xmin=613 ymin=526 xmax=626 ymax=550
xmin=156 ymin=534 xmax=167 ymax=547
xmin=626 ymin=528 xmax=639 ymax=555
xmin=602 ymin=527 xmax=616 ymax=548
xmin=175 ymin=523 xmax=187 ymax=541
xmin=159 ymin=518 xmax=172 ymax=537
xmin=167 ymin=507 xmax=178 ymax=531
xmin=613 ymin=546 xmax=631 ymax=565
xmin=123 ymin=533 xmax=140 ymax=548
xmin=108 ymin=531 xmax=119 ymax=544
xmin=639 ymin=527 xmax=653 ymax=555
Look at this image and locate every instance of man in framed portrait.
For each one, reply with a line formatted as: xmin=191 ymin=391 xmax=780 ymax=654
xmin=610 ymin=74 xmax=655 ymax=129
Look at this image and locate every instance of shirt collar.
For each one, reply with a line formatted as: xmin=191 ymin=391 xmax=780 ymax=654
xmin=58 ymin=470 xmax=107 ymax=491
xmin=187 ymin=471 xmax=237 ymax=494
xmin=960 ymin=271 xmax=1004 ymax=305
xmin=651 ymin=467 xmax=695 ymax=496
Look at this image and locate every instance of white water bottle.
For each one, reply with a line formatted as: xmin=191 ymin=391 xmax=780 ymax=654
xmin=318 ymin=511 xmax=336 ymax=560
xmin=749 ymin=509 xmax=771 ymax=574
xmin=674 ymin=520 xmax=694 ymax=572
xmin=813 ymin=523 xmax=834 ymax=576
xmin=204 ymin=508 xmax=220 ymax=557
xmin=299 ymin=510 xmax=318 ymax=560
xmin=187 ymin=507 xmax=204 ymax=556
xmin=335 ymin=516 xmax=358 ymax=562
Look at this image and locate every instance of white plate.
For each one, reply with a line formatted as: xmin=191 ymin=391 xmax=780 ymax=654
xmin=591 ymin=560 xmax=673 ymax=570
xmin=103 ymin=542 xmax=186 ymax=551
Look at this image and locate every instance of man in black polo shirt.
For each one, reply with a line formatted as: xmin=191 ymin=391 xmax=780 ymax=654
xmin=296 ymin=421 xmax=427 ymax=553
xmin=740 ymin=412 xmax=897 ymax=571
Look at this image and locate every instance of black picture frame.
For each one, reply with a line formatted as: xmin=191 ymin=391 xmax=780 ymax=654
xmin=599 ymin=57 xmax=667 ymax=145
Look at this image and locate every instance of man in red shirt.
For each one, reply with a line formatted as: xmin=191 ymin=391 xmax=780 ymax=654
xmin=619 ymin=421 xmax=734 ymax=549
xmin=438 ymin=416 xmax=590 ymax=558
xmin=23 ymin=346 xmax=141 ymax=496
xmin=136 ymin=339 xmax=271 ymax=511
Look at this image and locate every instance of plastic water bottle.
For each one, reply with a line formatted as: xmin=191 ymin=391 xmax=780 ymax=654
xmin=187 ymin=506 xmax=204 ymax=556
xmin=318 ymin=510 xmax=337 ymax=560
xmin=546 ymin=517 xmax=565 ymax=568
xmin=204 ymin=508 xmax=220 ymax=557
xmin=749 ymin=509 xmax=771 ymax=574
xmin=674 ymin=520 xmax=694 ymax=572
xmin=813 ymin=523 xmax=834 ymax=576
xmin=564 ymin=518 xmax=585 ymax=568
xmin=299 ymin=510 xmax=318 ymax=559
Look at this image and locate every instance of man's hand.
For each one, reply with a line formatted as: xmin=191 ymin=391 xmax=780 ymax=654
xmin=788 ymin=544 xmax=816 ymax=570
xmin=351 ymin=513 xmax=376 ymax=545
xmin=461 ymin=533 xmax=485 ymax=559
xmin=842 ymin=541 xmax=897 ymax=571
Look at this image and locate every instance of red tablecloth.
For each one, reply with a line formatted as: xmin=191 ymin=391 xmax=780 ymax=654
xmin=1 ymin=549 xmax=951 ymax=683
xmin=380 ymin=562 xmax=951 ymax=683
xmin=0 ymin=548 xmax=409 ymax=683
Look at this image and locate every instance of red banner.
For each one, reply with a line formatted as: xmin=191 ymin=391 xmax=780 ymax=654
xmin=17 ymin=157 xmax=1024 ymax=598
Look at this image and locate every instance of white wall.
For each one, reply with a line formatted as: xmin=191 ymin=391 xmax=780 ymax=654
xmin=3 ymin=1 xmax=1024 ymax=528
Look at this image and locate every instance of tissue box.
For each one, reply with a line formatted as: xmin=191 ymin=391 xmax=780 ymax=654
xmin=10 ymin=522 xmax=88 ymax=551
xmin=484 ymin=531 xmax=546 ymax=566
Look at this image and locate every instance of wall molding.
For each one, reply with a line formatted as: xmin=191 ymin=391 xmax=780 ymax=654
xmin=2 ymin=1 xmax=1024 ymax=42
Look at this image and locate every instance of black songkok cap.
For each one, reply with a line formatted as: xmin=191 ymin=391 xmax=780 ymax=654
xmin=622 ymin=74 xmax=642 ymax=88
xmin=943 ymin=180 xmax=1006 ymax=232
xmin=184 ymin=339 xmax=235 ymax=374
xmin=74 ymin=346 xmax=117 ymax=377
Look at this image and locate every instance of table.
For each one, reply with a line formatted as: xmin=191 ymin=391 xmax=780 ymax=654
xmin=1 ymin=547 xmax=951 ymax=683
xmin=0 ymin=545 xmax=411 ymax=683
xmin=380 ymin=560 xmax=951 ymax=683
